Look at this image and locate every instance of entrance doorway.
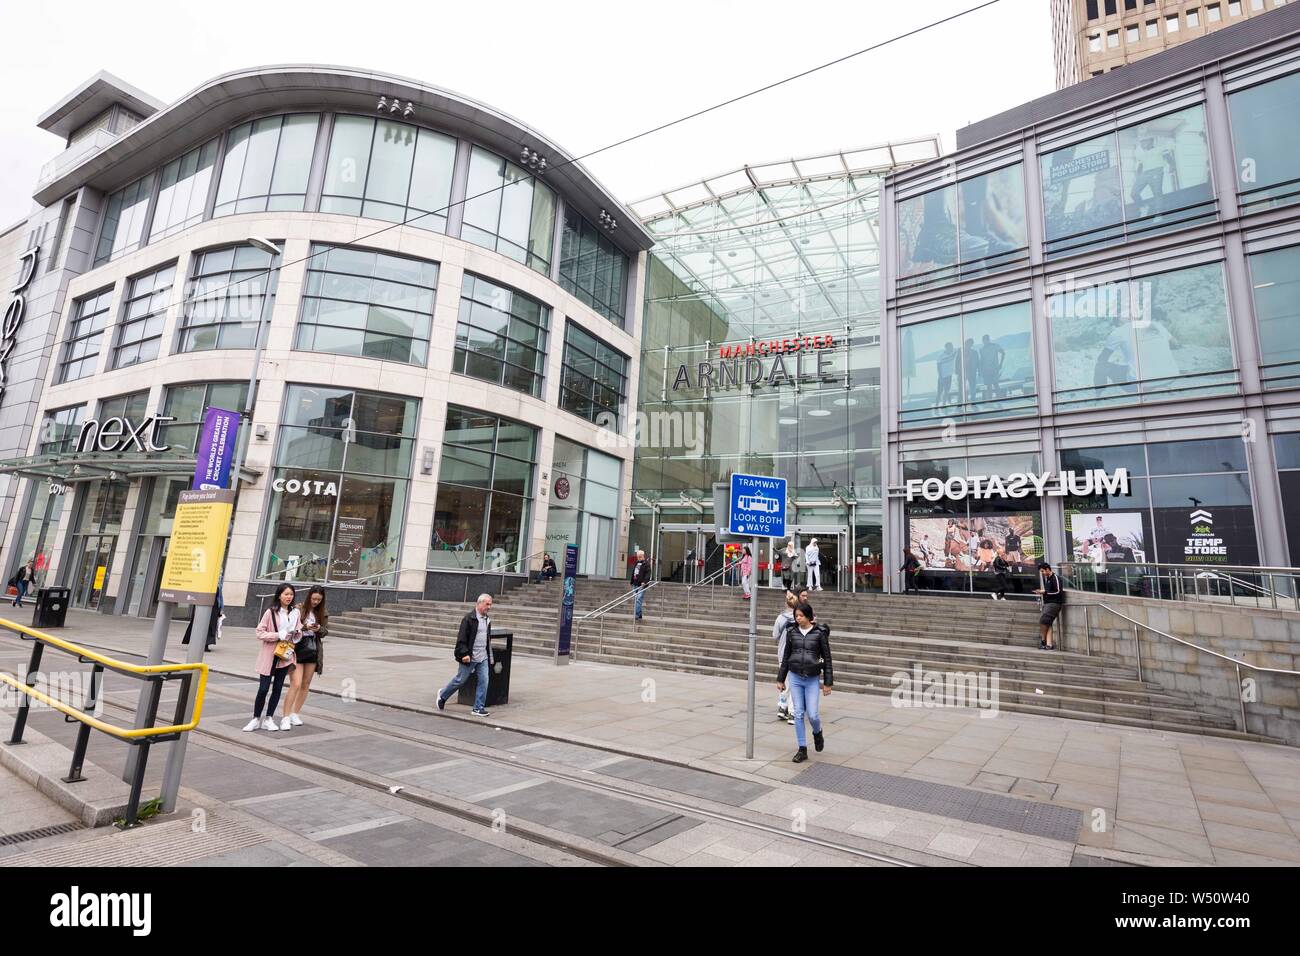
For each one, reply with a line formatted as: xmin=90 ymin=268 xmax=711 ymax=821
xmin=783 ymin=526 xmax=852 ymax=592
xmin=656 ymin=523 xmax=722 ymax=583
xmin=70 ymin=534 xmax=116 ymax=610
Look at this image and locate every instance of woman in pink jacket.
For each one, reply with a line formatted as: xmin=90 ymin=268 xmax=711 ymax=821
xmin=243 ymin=583 xmax=299 ymax=732
xmin=741 ymin=546 xmax=754 ymax=600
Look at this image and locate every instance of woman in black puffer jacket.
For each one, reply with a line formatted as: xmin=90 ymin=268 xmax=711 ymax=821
xmin=776 ymin=601 xmax=834 ymax=764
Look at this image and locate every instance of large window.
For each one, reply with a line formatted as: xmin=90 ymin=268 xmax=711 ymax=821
xmin=429 ymin=407 xmax=537 ymax=571
xmin=1061 ymin=439 xmax=1257 ymax=574
xmin=160 ymin=382 xmax=250 ymax=453
xmin=111 ymin=263 xmax=175 ymax=370
xmin=296 ymin=245 xmax=438 ymax=365
xmin=546 ymin=437 xmax=622 ymax=577
xmin=559 ymin=321 xmax=629 ymax=429
xmin=38 ymin=405 xmax=85 ymax=455
xmin=898 ymin=302 xmax=1035 ymax=426
xmin=559 ymin=206 xmax=629 ymax=325
xmin=1230 ymin=70 xmax=1300 ymax=211
xmin=1041 ymin=105 xmax=1213 ymax=257
xmin=461 ymin=146 xmax=555 ymax=274
xmin=896 ymin=164 xmax=1028 ymax=289
xmin=1049 ymin=262 xmax=1235 ymax=410
xmin=1250 ymin=244 xmax=1300 ymax=389
xmin=97 ymin=390 xmax=149 ymax=423
xmin=94 ymin=174 xmax=155 ymax=266
xmin=452 ymin=274 xmax=548 ymax=397
xmin=259 ymin=385 xmax=418 ymax=585
xmin=57 ymin=288 xmax=113 ymax=383
xmin=149 ymin=141 xmax=218 ymax=242
xmin=176 ymin=244 xmax=276 ymax=352
xmin=321 ymin=116 xmax=456 ymax=232
xmin=213 ymin=114 xmax=319 ymax=217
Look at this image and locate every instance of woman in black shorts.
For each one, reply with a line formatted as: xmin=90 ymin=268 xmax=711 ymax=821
xmin=281 ymin=586 xmax=328 ymax=728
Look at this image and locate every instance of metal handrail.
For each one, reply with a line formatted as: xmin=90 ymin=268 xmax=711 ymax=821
xmin=578 ymin=580 xmax=662 ymax=623
xmin=493 ymin=548 xmax=548 ymax=576
xmin=1078 ymin=602 xmax=1300 ymax=734
xmin=1058 ymin=560 xmax=1300 ymax=610
xmin=685 ymin=563 xmax=735 ymax=616
xmin=0 ymin=617 xmax=209 ymax=827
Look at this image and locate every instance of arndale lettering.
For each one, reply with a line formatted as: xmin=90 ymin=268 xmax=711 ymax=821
xmin=903 ymin=468 xmax=1129 ymax=502
xmin=672 ymin=333 xmax=855 ymax=391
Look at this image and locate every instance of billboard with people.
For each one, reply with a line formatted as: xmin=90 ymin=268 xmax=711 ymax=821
xmin=1068 ymin=511 xmax=1147 ymax=564
xmin=907 ymin=514 xmax=1041 ymax=572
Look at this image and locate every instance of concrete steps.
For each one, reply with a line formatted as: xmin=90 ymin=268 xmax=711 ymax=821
xmin=325 ymin=581 xmax=1253 ymax=739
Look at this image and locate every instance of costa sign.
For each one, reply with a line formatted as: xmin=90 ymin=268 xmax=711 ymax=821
xmin=904 ymin=468 xmax=1130 ymax=502
xmin=75 ymin=415 xmax=174 ymax=454
xmin=671 ymin=332 xmax=859 ymax=391
xmin=0 ymin=247 xmax=39 ymax=408
xmin=272 ymin=477 xmax=338 ymax=497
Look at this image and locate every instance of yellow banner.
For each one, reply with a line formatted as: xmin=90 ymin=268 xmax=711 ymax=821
xmin=158 ymin=489 xmax=234 ymax=606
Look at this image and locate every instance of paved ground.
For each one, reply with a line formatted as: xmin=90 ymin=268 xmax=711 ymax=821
xmin=1 ymin=607 xmax=1298 ymax=866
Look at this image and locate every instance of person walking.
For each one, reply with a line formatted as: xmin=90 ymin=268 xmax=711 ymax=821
xmin=630 ymin=549 xmax=650 ymax=621
xmin=437 ymin=594 xmax=495 ymax=717
xmin=992 ymin=552 xmax=1010 ymax=600
xmin=282 ymin=586 xmax=327 ymax=728
xmin=9 ymin=560 xmax=35 ymax=608
xmin=244 ymin=584 xmax=299 ymax=732
xmin=773 ymin=590 xmax=797 ymax=724
xmin=781 ymin=539 xmax=797 ymax=591
xmin=776 ymin=601 xmax=834 ymax=763
xmin=806 ymin=538 xmax=822 ymax=591
xmin=740 ymin=546 xmax=753 ymax=601
xmin=1034 ymin=562 xmax=1065 ymax=650
xmin=901 ymin=550 xmax=922 ymax=594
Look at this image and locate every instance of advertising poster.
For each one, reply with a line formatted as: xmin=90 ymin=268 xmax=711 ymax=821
xmin=193 ymin=406 xmax=240 ymax=491
xmin=555 ymin=543 xmax=578 ymax=660
xmin=907 ymin=514 xmax=1040 ymax=572
xmin=158 ymin=489 xmax=235 ymax=605
xmin=1153 ymin=504 xmax=1258 ymax=568
xmin=329 ymin=516 xmax=366 ymax=581
xmin=1069 ymin=511 xmax=1147 ymax=563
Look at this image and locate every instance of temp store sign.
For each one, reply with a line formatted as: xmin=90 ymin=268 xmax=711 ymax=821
xmin=904 ymin=468 xmax=1130 ymax=502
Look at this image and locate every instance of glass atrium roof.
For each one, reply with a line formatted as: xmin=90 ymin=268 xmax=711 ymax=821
xmin=634 ymin=138 xmax=941 ymax=342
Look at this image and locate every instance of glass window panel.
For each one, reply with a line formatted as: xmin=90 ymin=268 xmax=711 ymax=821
xmin=430 ymin=485 xmax=487 ymax=568
xmin=1118 ymin=106 xmax=1212 ymax=231
xmin=961 ymin=302 xmax=1035 ymax=417
xmin=367 ymin=119 xmax=418 ymax=206
xmin=898 ymin=316 xmax=962 ymax=424
xmin=150 ymin=141 xmax=217 ymax=241
xmin=1049 ymin=278 xmax=1140 ymax=409
xmin=407 ymin=128 xmax=456 ymax=231
xmin=322 ymin=115 xmax=373 ymax=202
xmin=1229 ymin=70 xmax=1300 ymax=210
xmin=1041 ymin=133 xmax=1124 ymax=251
xmin=1135 ymin=264 xmax=1233 ymax=398
xmin=897 ymin=186 xmax=958 ymax=282
xmin=1147 ymin=438 xmax=1247 ymax=475
xmin=1250 ymin=244 xmax=1300 ymax=388
xmin=957 ymin=165 xmax=1027 ymax=269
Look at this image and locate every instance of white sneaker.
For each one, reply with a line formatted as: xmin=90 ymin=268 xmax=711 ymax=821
xmin=242 ymin=718 xmax=261 ymax=732
xmin=289 ymin=713 xmax=303 ymax=727
xmin=279 ymin=716 xmax=293 ymax=731
xmin=261 ymin=717 xmax=279 ymax=732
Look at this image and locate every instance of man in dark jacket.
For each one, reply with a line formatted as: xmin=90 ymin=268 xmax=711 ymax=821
xmin=630 ymin=549 xmax=650 ymax=621
xmin=437 ymin=593 xmax=494 ymax=716
xmin=1034 ymin=562 xmax=1065 ymax=650
xmin=991 ymin=553 xmax=1010 ymax=601
xmin=776 ymin=602 xmax=834 ymax=763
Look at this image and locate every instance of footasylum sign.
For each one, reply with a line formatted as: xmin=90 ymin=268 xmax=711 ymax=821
xmin=904 ymin=468 xmax=1130 ymax=502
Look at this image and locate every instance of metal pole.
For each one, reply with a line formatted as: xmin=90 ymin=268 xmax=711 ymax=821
xmin=1235 ymin=662 xmax=1246 ymax=733
xmin=745 ymin=535 xmax=758 ymax=760
xmin=8 ymin=641 xmax=44 ymax=745
xmin=1084 ymin=604 xmax=1092 ymax=657
xmin=63 ymin=663 xmax=102 ymax=783
xmin=123 ymin=602 xmax=173 ymax=781
xmin=1133 ymin=621 xmax=1142 ymax=683
xmin=157 ymin=604 xmax=214 ymax=813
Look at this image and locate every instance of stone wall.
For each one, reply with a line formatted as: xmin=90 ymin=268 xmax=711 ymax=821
xmin=1060 ymin=592 xmax=1300 ymax=745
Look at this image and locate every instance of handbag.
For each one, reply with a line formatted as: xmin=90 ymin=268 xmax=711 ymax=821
xmin=274 ymin=639 xmax=295 ymax=660
xmin=298 ymin=630 xmax=319 ymax=657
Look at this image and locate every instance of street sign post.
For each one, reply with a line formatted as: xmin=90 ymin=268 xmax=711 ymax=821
xmin=727 ymin=473 xmax=788 ymax=760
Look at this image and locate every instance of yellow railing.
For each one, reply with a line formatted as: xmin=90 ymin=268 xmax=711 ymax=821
xmin=0 ymin=615 xmax=210 ymax=827
xmin=0 ymin=617 xmax=208 ymax=738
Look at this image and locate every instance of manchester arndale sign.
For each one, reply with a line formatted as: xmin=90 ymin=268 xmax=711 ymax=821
xmin=903 ymin=468 xmax=1130 ymax=502
xmin=671 ymin=333 xmax=847 ymax=391
xmin=0 ymin=247 xmax=39 ymax=409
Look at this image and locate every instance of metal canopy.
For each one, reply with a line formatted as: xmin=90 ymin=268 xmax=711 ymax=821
xmin=0 ymin=451 xmax=261 ymax=485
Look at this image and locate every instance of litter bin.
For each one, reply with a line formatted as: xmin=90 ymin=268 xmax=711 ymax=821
xmin=456 ymin=631 xmax=513 ymax=707
xmin=31 ymin=587 xmax=71 ymax=629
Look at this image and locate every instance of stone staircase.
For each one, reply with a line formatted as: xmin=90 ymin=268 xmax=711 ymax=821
xmin=326 ymin=578 xmax=1252 ymax=739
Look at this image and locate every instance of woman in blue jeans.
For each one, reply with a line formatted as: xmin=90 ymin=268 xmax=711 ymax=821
xmin=776 ymin=601 xmax=834 ymax=763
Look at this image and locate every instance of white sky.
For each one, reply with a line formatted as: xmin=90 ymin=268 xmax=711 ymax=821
xmin=0 ymin=0 xmax=1053 ymax=228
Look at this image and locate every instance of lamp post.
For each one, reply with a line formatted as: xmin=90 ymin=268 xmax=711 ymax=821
xmin=128 ymin=238 xmax=282 ymax=807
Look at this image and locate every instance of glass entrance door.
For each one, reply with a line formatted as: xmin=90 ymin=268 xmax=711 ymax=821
xmin=71 ymin=534 xmax=116 ymax=610
xmin=788 ymin=526 xmax=851 ymax=592
xmin=657 ymin=523 xmax=715 ymax=583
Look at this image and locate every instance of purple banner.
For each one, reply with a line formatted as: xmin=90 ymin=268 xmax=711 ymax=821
xmin=193 ymin=407 xmax=240 ymax=491
xmin=556 ymin=543 xmax=578 ymax=657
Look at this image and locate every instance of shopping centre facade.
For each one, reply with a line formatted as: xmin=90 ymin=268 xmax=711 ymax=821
xmin=4 ymin=3 xmax=1300 ymax=619
xmin=883 ymin=2 xmax=1300 ymax=593
xmin=0 ymin=66 xmax=651 ymax=624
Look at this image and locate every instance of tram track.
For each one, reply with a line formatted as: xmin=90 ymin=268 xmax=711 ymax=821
xmin=76 ymin=662 xmax=935 ymax=868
